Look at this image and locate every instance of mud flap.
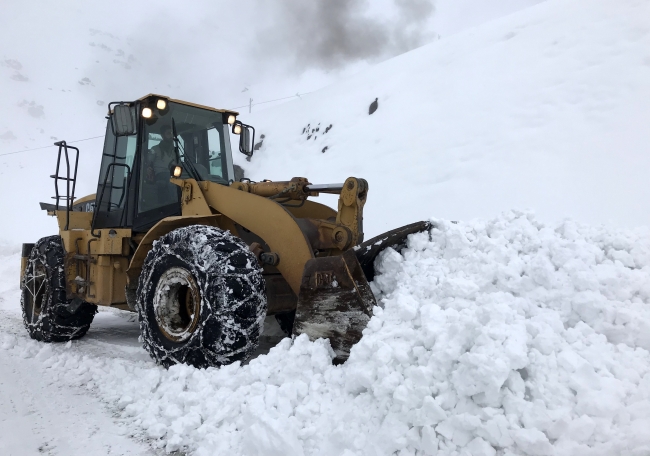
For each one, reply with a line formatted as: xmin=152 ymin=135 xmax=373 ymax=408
xmin=293 ymin=220 xmax=432 ymax=364
xmin=293 ymin=249 xmax=375 ymax=364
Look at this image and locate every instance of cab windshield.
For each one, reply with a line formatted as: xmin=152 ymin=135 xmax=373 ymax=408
xmin=138 ymin=102 xmax=234 ymax=214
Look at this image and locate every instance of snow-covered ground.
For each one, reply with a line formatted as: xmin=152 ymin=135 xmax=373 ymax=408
xmin=0 ymin=244 xmax=154 ymax=455
xmin=2 ymin=214 xmax=650 ymax=455
xmin=0 ymin=320 xmax=156 ymax=455
xmin=2 ymin=0 xmax=650 ymax=454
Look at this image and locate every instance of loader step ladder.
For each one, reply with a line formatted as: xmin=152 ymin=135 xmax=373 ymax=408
xmin=50 ymin=141 xmax=79 ymax=231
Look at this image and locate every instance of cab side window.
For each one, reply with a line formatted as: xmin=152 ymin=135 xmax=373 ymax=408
xmin=94 ymin=123 xmax=137 ymax=228
xmin=96 ymin=131 xmax=136 ymax=212
xmin=207 ymin=128 xmax=224 ymax=178
xmin=137 ymin=130 xmax=181 ymax=214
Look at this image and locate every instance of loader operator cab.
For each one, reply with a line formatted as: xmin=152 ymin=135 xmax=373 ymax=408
xmin=93 ymin=94 xmax=252 ymax=233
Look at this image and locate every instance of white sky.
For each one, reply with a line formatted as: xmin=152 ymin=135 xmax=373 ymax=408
xmin=0 ymin=0 xmax=543 ymax=121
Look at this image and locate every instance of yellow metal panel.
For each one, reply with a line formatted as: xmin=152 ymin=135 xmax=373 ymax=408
xmin=56 ymin=211 xmax=92 ymax=231
xmin=59 ymin=230 xmax=86 ymax=254
xmin=57 ymin=227 xmax=132 ymax=306
xmin=20 ymin=256 xmax=27 ymax=288
xmin=201 ymin=181 xmax=314 ymax=296
xmin=285 ymin=200 xmax=337 ymax=220
xmin=89 ymin=255 xmax=127 ymax=305
xmin=174 ymin=179 xmax=212 ymax=216
xmin=94 ymin=229 xmax=132 ymax=255
xmin=73 ymin=194 xmax=96 ymax=205
xmin=136 ymin=93 xmax=239 ymax=116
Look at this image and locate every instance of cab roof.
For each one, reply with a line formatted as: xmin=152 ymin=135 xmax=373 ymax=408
xmin=137 ymin=93 xmax=239 ymax=117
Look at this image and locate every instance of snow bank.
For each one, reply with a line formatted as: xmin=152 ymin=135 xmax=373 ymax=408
xmin=3 ymin=212 xmax=650 ymax=455
xmin=364 ymin=212 xmax=650 ymax=455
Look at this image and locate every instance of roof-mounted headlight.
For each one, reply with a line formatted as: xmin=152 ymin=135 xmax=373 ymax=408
xmin=156 ymin=99 xmax=167 ymax=110
xmin=142 ymin=107 xmax=153 ymax=119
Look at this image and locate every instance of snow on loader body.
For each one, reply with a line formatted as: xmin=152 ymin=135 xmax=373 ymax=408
xmin=19 ymin=94 xmax=429 ymax=367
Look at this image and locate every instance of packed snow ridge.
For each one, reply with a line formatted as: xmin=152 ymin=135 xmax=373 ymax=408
xmin=3 ymin=212 xmax=649 ymax=455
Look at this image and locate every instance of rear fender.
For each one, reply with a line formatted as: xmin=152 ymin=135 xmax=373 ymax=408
xmin=126 ymin=214 xmax=222 ymax=286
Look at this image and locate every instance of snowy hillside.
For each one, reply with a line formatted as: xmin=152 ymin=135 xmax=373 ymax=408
xmin=239 ymin=0 xmax=650 ymax=238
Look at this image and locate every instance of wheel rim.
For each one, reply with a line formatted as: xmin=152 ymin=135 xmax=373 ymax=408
xmin=24 ymin=259 xmax=48 ymax=323
xmin=153 ymin=267 xmax=201 ymax=342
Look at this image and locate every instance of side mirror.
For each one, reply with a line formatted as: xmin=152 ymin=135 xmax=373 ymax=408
xmin=240 ymin=126 xmax=252 ymax=156
xmin=110 ymin=103 xmax=137 ymax=136
xmin=233 ymin=121 xmax=255 ymax=159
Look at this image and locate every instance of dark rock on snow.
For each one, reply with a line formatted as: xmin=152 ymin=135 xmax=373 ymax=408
xmin=369 ymin=98 xmax=379 ymax=115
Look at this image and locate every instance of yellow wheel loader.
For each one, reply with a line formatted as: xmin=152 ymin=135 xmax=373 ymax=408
xmin=19 ymin=94 xmax=429 ymax=368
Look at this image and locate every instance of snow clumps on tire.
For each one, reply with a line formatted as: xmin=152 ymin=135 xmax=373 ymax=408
xmin=21 ymin=235 xmax=97 ymax=342
xmin=136 ymin=225 xmax=267 ymax=368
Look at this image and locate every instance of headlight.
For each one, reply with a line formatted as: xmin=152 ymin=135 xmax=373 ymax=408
xmin=142 ymin=107 xmax=152 ymax=118
xmin=227 ymin=114 xmax=236 ymax=125
xmin=233 ymin=124 xmax=242 ymax=135
xmin=156 ymin=99 xmax=167 ymax=110
xmin=172 ymin=166 xmax=182 ymax=178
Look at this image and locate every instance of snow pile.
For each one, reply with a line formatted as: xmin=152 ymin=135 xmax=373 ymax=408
xmin=3 ymin=212 xmax=650 ymax=455
xmin=362 ymin=211 xmax=650 ymax=454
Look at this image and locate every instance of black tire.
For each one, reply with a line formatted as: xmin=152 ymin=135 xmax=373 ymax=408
xmin=136 ymin=225 xmax=267 ymax=368
xmin=21 ymin=236 xmax=97 ymax=342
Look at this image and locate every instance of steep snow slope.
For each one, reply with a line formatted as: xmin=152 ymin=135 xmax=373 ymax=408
xmin=239 ymin=0 xmax=650 ymax=237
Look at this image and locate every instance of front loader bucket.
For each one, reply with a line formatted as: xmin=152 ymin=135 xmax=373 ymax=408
xmin=293 ymin=249 xmax=375 ymax=364
xmin=354 ymin=220 xmax=432 ymax=282
xmin=293 ymin=220 xmax=432 ymax=364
